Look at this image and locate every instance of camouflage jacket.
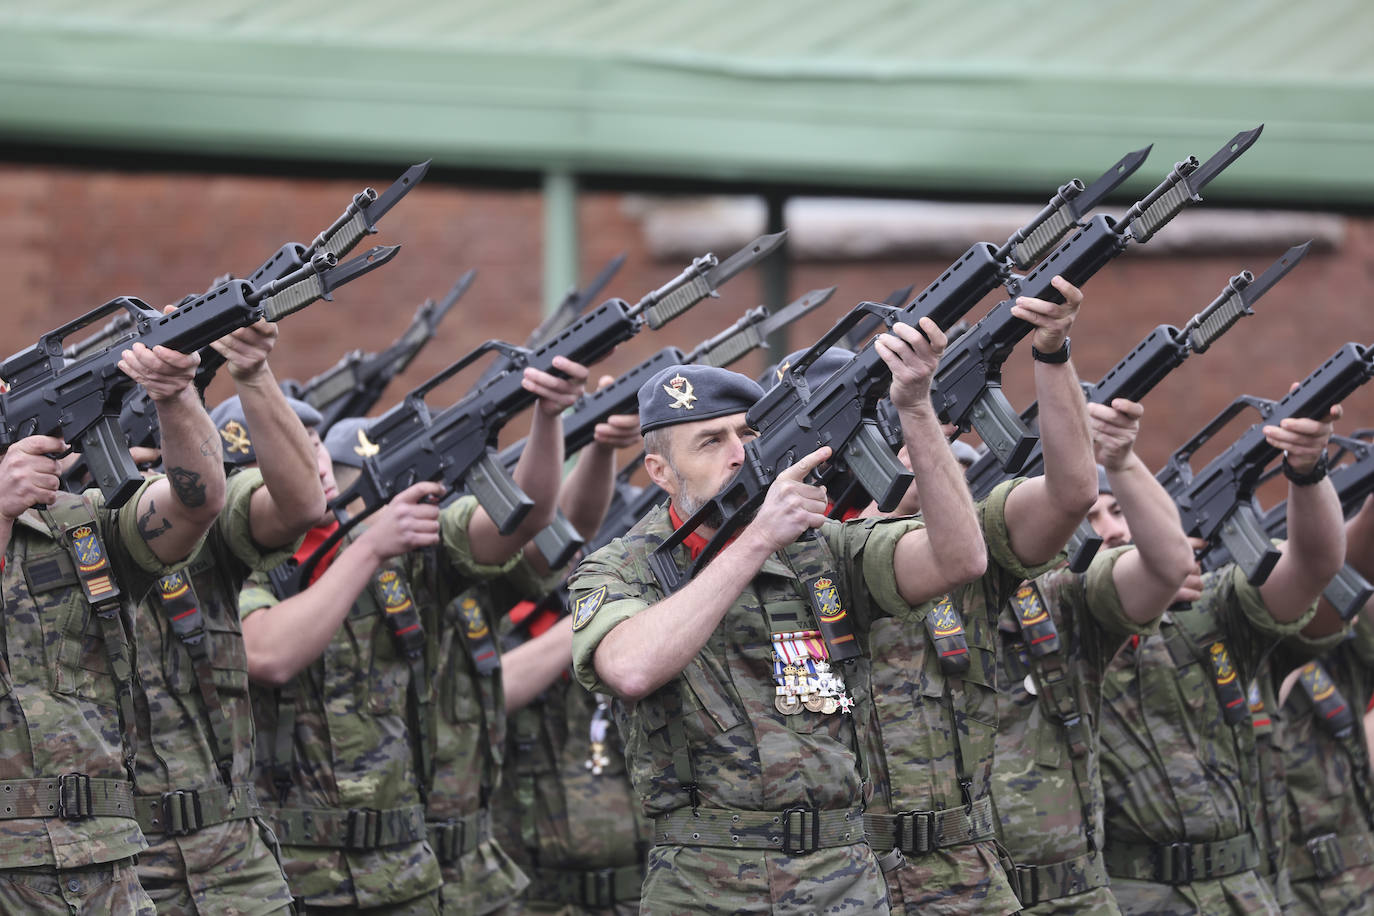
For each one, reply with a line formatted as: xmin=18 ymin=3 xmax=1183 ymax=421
xmin=1272 ymin=614 xmax=1374 ymax=915
xmin=1098 ymin=564 xmax=1315 ymax=916
xmin=131 ymin=469 xmax=296 ymax=913
xmin=991 ymin=545 xmax=1149 ymax=915
xmin=570 ymin=502 xmax=927 ymax=913
xmin=424 ymin=557 xmax=544 ymax=915
xmin=240 ymin=495 xmax=513 ymax=908
xmin=0 ymin=483 xmax=168 ymax=869
xmin=867 ymin=479 xmax=1056 ymax=916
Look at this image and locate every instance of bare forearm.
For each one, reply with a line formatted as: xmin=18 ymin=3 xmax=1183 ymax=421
xmin=594 ymin=533 xmax=772 ymax=701
xmin=561 ymin=445 xmax=618 ymax=539
xmin=1346 ymin=496 xmax=1374 ymax=581
xmin=242 ymin=538 xmax=384 ymax=685
xmin=238 ymin=366 xmax=325 ymax=545
xmin=1108 ymin=454 xmax=1192 ymax=622
xmin=896 ymin=401 xmax=985 ymax=594
xmin=1032 ymin=361 xmax=1097 ymax=523
xmin=469 ymin=409 xmax=565 ymax=566
xmin=156 ymin=387 xmax=226 ymax=519
xmin=1263 ymin=479 xmax=1347 ymax=622
xmin=504 ymin=619 xmax=574 ymax=713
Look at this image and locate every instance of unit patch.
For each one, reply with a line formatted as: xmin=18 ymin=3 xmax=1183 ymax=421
xmin=376 ymin=569 xmax=413 ymax=614
xmin=572 ymin=585 xmax=608 ymax=631
xmin=459 ymin=596 xmax=489 ymax=640
xmin=219 ymin=420 xmax=253 ymax=456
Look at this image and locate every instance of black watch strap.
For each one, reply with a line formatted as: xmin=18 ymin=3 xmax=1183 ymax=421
xmin=1282 ymin=452 xmax=1328 ymax=486
xmin=1031 ymin=337 xmax=1071 ymax=364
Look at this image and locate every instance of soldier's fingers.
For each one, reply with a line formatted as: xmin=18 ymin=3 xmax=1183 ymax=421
xmin=1049 ymin=275 xmax=1084 ymax=306
xmin=548 ymin=355 xmax=591 ymax=383
xmin=889 ymin=320 xmax=935 ymax=351
xmin=1108 ymin=398 xmax=1144 ymax=419
xmin=596 ymin=374 xmax=616 ymax=392
xmin=16 ymin=435 xmax=68 ymax=456
xmin=399 ymin=481 xmax=447 ymax=504
xmin=149 ymin=345 xmax=199 ymax=370
xmin=777 ymin=446 xmax=833 ymax=481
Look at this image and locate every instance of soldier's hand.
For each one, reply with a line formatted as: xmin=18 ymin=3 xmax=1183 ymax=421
xmin=524 ymin=356 xmax=590 ymax=416
xmin=211 ymin=319 xmax=279 ymax=381
xmin=118 ymin=342 xmax=199 ymax=402
xmin=879 ymin=317 xmax=945 ymax=412
xmin=747 ymin=445 xmax=832 ymax=551
xmin=358 ymin=481 xmax=445 ymax=560
xmin=0 ymin=435 xmax=67 ymax=519
xmin=1264 ymin=390 xmax=1339 ymax=475
xmin=590 ymin=375 xmax=642 ymax=450
xmin=1011 ymin=275 xmax=1082 ymax=355
xmin=1172 ymin=537 xmax=1208 ymax=604
xmin=1089 ymin=399 xmax=1143 ymax=470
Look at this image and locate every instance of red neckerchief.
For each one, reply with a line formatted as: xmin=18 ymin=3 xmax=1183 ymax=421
xmin=668 ymin=503 xmax=739 ymax=561
xmin=508 ymin=599 xmax=559 ymax=638
xmin=294 ymin=521 xmax=341 ymax=587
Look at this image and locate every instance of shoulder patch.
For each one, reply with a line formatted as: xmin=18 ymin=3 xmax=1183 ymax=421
xmin=572 ymin=585 xmax=608 ymax=631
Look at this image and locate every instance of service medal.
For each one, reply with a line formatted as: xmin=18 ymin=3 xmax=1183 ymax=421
xmin=775 ymin=694 xmax=803 ymax=715
xmin=1023 ymin=674 xmax=1039 ymax=697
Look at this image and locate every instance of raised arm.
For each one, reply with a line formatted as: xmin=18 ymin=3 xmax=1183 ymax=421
xmin=468 ymin=355 xmax=589 ymax=566
xmin=213 ymin=320 xmax=326 ymax=548
xmin=1002 ymin=276 xmax=1098 ymax=566
xmin=1092 ymin=399 xmax=1194 ymax=624
xmin=883 ymin=318 xmax=987 ymax=604
xmin=1259 ymin=406 xmax=1346 ymax=623
xmin=241 ymin=480 xmax=445 ymax=685
xmin=120 ymin=342 xmax=227 ymax=565
xmin=0 ymin=434 xmax=68 ymax=557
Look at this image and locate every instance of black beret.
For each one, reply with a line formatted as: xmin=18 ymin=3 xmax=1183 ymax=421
xmin=209 ymin=394 xmax=323 ymax=466
xmin=763 ymin=346 xmax=855 ymax=390
xmin=638 ymin=364 xmax=764 ymax=434
xmin=325 ymin=417 xmax=383 ymax=470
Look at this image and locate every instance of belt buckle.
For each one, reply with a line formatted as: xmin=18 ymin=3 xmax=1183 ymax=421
xmin=434 ymin=819 xmax=464 ymax=864
xmin=1160 ymin=842 xmax=1193 ymax=884
xmin=1306 ymin=833 xmax=1342 ymax=879
xmin=894 ymin=810 xmax=934 ymax=854
xmin=56 ymin=773 xmax=93 ymax=820
xmin=781 ymin=806 xmax=820 ymax=857
xmin=346 ymin=808 xmax=382 ymax=850
xmin=160 ymin=789 xmax=204 ymax=836
xmin=582 ymin=868 xmax=617 ymax=908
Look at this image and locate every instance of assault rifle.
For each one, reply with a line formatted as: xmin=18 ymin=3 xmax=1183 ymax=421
xmin=281 ymin=233 xmax=786 ymax=591
xmin=970 ymin=242 xmax=1309 ymax=506
xmin=932 ymin=127 xmax=1263 ymax=471
xmin=1047 ymin=245 xmax=1308 ymax=570
xmin=1 ymin=245 xmax=400 ymax=507
xmin=508 ymin=286 xmax=836 ymax=569
xmin=287 ymin=268 xmax=473 ymax=430
xmin=645 ymin=134 xmax=1270 ymax=593
xmin=1145 ymin=344 xmax=1374 ymax=587
xmin=1258 ymin=430 xmax=1374 ymax=620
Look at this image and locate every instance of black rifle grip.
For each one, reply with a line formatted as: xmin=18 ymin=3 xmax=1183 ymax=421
xmin=81 ymin=415 xmax=144 ymax=509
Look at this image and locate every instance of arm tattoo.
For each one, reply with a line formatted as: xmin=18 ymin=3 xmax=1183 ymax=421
xmin=198 ymin=432 xmax=219 ymax=458
xmin=138 ymin=498 xmax=173 ymax=542
xmin=168 ymin=467 xmax=208 ymax=508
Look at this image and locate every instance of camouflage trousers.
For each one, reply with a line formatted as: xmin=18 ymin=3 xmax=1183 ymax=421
xmin=137 ymin=818 xmax=294 ymax=916
xmin=510 ymin=901 xmax=638 ymax=916
xmin=881 ymin=843 xmax=1020 ymax=916
xmin=436 ymin=838 xmax=529 ymax=915
xmin=640 ymin=844 xmax=890 ymax=915
xmin=1289 ymin=864 xmax=1374 ymax=916
xmin=297 ymin=888 xmax=439 ymax=915
xmin=0 ymin=857 xmax=154 ymax=915
xmin=1017 ymin=885 xmax=1121 ymax=915
xmin=1110 ymin=873 xmax=1280 ymax=916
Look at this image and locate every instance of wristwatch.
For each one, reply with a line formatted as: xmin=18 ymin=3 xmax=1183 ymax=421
xmin=1282 ymin=452 xmax=1328 ymax=486
xmin=1031 ymin=337 xmax=1071 ymax=364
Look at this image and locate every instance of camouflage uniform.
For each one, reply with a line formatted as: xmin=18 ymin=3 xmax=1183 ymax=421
xmin=240 ymin=496 xmax=514 ymax=913
xmin=0 ymin=485 xmax=163 ymax=914
xmin=864 ymin=479 xmax=1047 ymax=916
xmin=1098 ymin=564 xmax=1315 ymax=915
xmin=1245 ymin=660 xmax=1297 ymax=911
xmin=1270 ymin=615 xmax=1374 ymax=915
xmin=422 ymin=557 xmax=541 ymax=915
xmin=494 ymin=664 xmax=652 ymax=915
xmin=570 ymin=503 xmax=928 ymax=915
xmin=991 ymin=545 xmax=1152 ymax=915
xmin=131 ymin=469 xmax=296 ymax=915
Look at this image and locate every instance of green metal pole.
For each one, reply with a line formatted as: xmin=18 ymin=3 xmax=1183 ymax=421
xmin=763 ymin=192 xmax=790 ymax=366
xmin=543 ymin=170 xmax=579 ymax=316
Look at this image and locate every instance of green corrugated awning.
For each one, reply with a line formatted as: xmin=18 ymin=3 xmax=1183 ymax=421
xmin=1 ymin=0 xmax=1371 ymax=205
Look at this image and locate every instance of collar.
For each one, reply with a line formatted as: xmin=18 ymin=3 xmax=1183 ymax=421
xmin=668 ymin=503 xmax=716 ymax=561
xmin=294 ymin=520 xmax=342 ymax=587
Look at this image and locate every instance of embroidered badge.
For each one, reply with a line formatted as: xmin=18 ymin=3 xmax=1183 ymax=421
xmin=930 ymin=596 xmax=964 ymax=638
xmin=572 ymin=585 xmax=607 ymax=631
xmin=1013 ymin=584 xmax=1049 ymax=627
xmin=72 ymin=526 xmax=107 ymax=572
xmin=662 ymin=374 xmax=697 ymax=411
xmin=219 ymin=420 xmax=253 ymax=456
xmin=1209 ymin=642 xmax=1237 ymax=686
xmin=459 ymin=595 xmax=489 ymax=639
xmin=353 ymin=428 xmax=381 ymax=459
xmin=376 ymin=570 xmax=413 ymax=613
xmin=813 ymin=577 xmax=846 ymax=625
xmin=1300 ymin=662 xmax=1335 ymax=702
xmin=158 ymin=572 xmax=191 ymax=600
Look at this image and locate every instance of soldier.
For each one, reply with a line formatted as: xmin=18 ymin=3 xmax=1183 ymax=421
xmin=238 ymin=356 xmax=588 ymax=915
xmin=990 ymin=400 xmax=1196 ymax=914
xmin=0 ymin=340 xmax=227 ymax=913
xmin=569 ymin=315 xmax=988 ymax=913
xmin=1097 ymin=404 xmax=1346 ymax=915
xmin=130 ymin=318 xmax=327 ymax=915
xmin=858 ymin=277 xmax=1098 ymax=915
xmin=1265 ymin=493 xmax=1374 ymax=915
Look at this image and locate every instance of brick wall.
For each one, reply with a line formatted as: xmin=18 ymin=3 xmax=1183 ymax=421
xmin=4 ymin=161 xmax=1374 ymax=506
